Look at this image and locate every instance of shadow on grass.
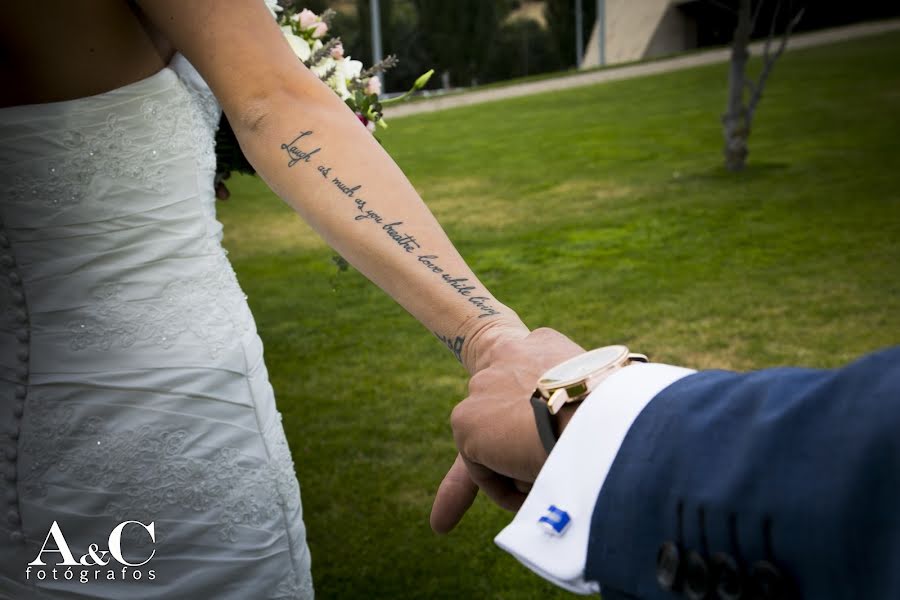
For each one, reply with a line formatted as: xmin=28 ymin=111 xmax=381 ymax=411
xmin=681 ymin=161 xmax=792 ymax=183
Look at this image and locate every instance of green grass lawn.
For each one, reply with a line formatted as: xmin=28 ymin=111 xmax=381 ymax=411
xmin=217 ymin=32 xmax=900 ymax=599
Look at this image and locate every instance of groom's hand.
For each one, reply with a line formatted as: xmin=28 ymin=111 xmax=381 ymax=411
xmin=430 ymin=328 xmax=585 ymax=533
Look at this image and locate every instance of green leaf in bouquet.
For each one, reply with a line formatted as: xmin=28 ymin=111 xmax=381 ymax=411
xmin=353 ymin=90 xmax=368 ymax=110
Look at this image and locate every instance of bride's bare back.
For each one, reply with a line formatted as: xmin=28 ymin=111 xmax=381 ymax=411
xmin=0 ymin=0 xmax=173 ymax=108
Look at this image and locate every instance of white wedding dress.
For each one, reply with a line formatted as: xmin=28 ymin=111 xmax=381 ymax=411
xmin=0 ymin=54 xmax=314 ymax=599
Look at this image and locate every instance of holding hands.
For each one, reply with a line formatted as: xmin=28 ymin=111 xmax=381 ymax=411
xmin=431 ymin=328 xmax=585 ymax=533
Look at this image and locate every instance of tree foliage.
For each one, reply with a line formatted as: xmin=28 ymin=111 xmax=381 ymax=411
xmin=352 ymin=0 xmax=430 ymax=91
xmin=326 ymin=0 xmax=579 ymax=91
xmin=409 ymin=0 xmax=514 ymax=87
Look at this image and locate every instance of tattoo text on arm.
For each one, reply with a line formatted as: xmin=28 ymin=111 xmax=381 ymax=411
xmin=435 ymin=333 xmax=465 ymax=363
xmin=279 ymin=129 xmax=501 ymax=320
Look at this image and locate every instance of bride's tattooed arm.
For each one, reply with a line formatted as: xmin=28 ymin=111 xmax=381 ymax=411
xmin=264 ymin=117 xmax=528 ymax=373
xmin=273 ymin=127 xmax=514 ymax=366
xmin=135 ymin=0 xmax=530 ymax=373
xmin=280 ymin=129 xmax=501 ymax=324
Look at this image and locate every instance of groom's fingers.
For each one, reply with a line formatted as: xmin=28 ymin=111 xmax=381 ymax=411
xmin=463 ymin=459 xmax=527 ymax=513
xmin=430 ymin=454 xmax=478 ymax=534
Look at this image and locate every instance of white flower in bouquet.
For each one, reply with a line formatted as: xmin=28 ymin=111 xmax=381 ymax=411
xmin=332 ymin=58 xmax=363 ymax=100
xmin=263 ymin=0 xmax=282 ymax=18
xmin=215 ymin=5 xmax=434 ymax=206
xmin=269 ymin=7 xmax=433 ymax=133
xmin=281 ymin=26 xmax=312 ymax=62
xmin=309 ymin=55 xmax=336 ymax=80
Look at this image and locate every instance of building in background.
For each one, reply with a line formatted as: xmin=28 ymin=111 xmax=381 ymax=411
xmin=580 ymin=0 xmax=900 ymax=69
xmin=582 ymin=0 xmax=693 ymax=68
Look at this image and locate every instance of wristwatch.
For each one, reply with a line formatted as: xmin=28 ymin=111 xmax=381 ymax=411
xmin=530 ymin=345 xmax=648 ymax=454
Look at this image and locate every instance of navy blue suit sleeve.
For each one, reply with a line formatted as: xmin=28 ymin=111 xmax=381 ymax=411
xmin=585 ymin=347 xmax=900 ymax=599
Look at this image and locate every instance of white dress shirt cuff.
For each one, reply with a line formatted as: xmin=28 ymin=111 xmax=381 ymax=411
xmin=494 ymin=362 xmax=695 ymax=594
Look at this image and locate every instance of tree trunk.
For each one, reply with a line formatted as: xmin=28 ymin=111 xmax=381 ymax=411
xmin=722 ymin=0 xmax=753 ymax=172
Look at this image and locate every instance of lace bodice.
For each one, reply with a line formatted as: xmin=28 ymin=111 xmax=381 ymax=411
xmin=0 ymin=55 xmax=313 ymax=599
xmin=3 ymin=55 xmax=217 ymax=209
xmin=0 ymin=55 xmax=234 ymax=358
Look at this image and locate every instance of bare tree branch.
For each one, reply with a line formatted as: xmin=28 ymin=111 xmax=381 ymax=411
xmin=706 ymin=0 xmax=739 ymax=15
xmin=788 ymin=6 xmax=806 ymax=31
xmin=762 ymin=0 xmax=782 ymax=62
xmin=747 ymin=5 xmax=805 ymax=124
xmin=750 ymin=0 xmax=767 ymax=31
xmin=773 ymin=7 xmax=805 ymax=62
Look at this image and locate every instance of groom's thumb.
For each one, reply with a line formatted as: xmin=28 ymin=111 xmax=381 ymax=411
xmin=430 ymin=454 xmax=478 ymax=534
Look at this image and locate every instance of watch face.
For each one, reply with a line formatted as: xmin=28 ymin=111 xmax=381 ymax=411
xmin=540 ymin=345 xmax=628 ymax=388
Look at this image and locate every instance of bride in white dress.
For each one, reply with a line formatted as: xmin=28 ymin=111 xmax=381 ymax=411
xmin=0 ymin=1 xmax=576 ymax=598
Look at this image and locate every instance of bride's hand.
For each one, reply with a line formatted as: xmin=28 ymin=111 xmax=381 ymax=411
xmin=430 ymin=328 xmax=585 ymax=533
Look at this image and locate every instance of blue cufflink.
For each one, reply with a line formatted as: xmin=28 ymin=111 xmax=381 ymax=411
xmin=538 ymin=505 xmax=571 ymax=535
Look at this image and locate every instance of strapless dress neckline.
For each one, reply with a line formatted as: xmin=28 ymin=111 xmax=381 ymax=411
xmin=0 ymin=66 xmax=172 ymax=122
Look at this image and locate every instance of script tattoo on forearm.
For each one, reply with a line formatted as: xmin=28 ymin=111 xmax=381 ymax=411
xmin=281 ymin=131 xmax=321 ymax=166
xmin=279 ymin=130 xmax=501 ymax=319
xmin=434 ymin=333 xmax=465 ymax=363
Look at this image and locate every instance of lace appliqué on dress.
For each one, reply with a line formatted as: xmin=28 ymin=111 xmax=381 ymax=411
xmin=20 ymin=398 xmax=303 ymax=547
xmin=142 ymin=78 xmax=219 ymax=173
xmin=273 ymin=569 xmax=315 ymax=600
xmin=8 ymin=113 xmax=167 ymax=208
xmin=8 ymin=70 xmax=218 ymax=209
xmin=20 ymin=399 xmax=311 ymax=598
xmin=68 ymin=255 xmax=251 ymax=358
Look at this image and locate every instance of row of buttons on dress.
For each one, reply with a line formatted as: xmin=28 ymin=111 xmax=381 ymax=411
xmin=657 ymin=541 xmax=790 ymax=600
xmin=0 ymin=221 xmax=27 ymax=545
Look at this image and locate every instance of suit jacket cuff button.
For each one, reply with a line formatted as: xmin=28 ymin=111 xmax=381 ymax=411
xmin=656 ymin=541 xmax=682 ymax=591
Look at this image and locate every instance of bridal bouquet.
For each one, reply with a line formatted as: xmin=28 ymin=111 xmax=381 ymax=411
xmin=215 ymin=3 xmax=433 ymax=194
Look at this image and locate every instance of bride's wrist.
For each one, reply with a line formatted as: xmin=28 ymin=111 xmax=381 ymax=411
xmin=460 ymin=310 xmax=529 ymax=374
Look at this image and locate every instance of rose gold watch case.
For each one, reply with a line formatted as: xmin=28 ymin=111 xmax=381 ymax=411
xmin=537 ymin=345 xmax=649 ymax=414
